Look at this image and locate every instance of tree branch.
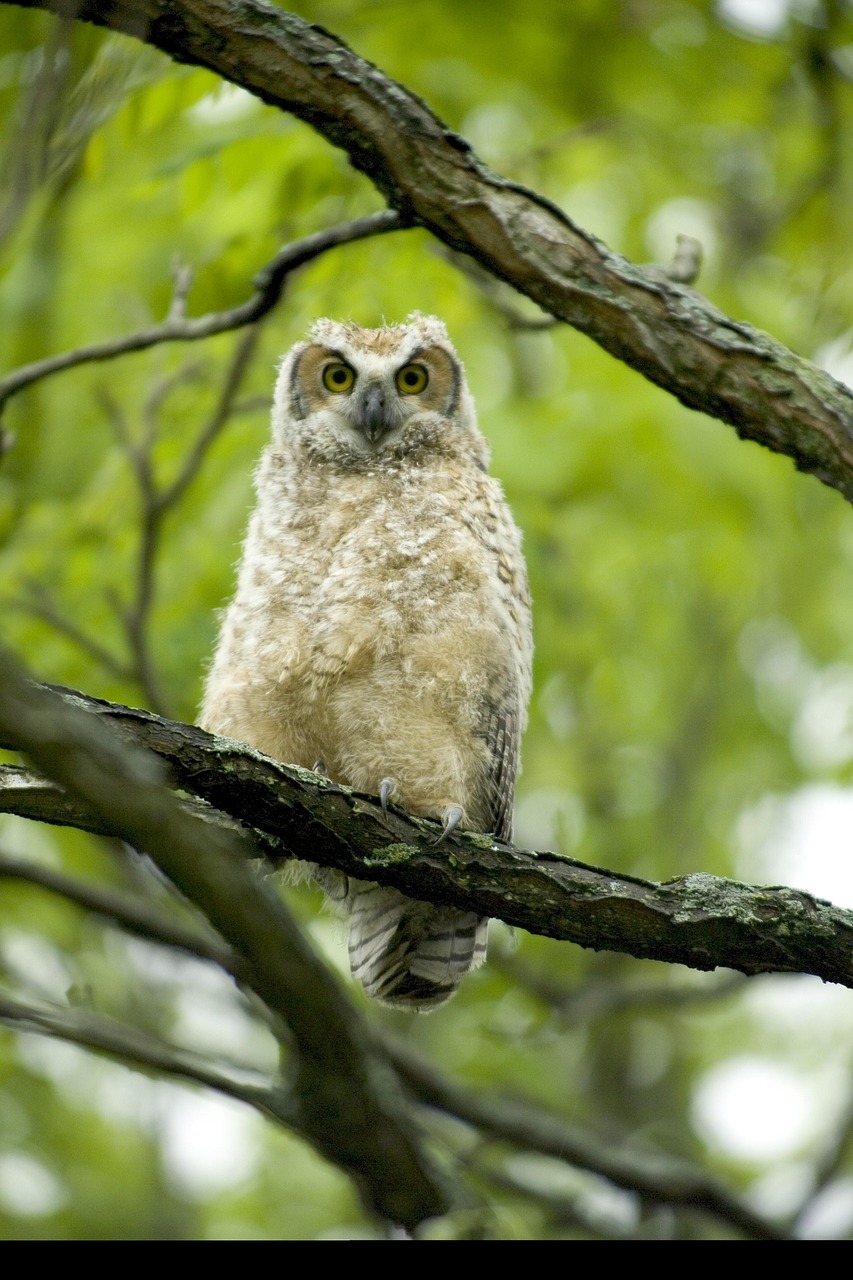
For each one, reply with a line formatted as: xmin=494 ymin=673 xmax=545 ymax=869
xmin=0 ymin=653 xmax=453 ymax=1230
xmin=3 ymin=0 xmax=852 ymax=501
xmin=2 ymin=685 xmax=852 ymax=990
xmin=0 ymin=849 xmax=246 ymax=975
xmin=0 ymin=990 xmax=277 ymax=1107
xmin=0 ymin=209 xmax=402 ymax=409
xmin=488 ymin=947 xmax=747 ymax=1021
xmin=384 ymin=1036 xmax=789 ymax=1241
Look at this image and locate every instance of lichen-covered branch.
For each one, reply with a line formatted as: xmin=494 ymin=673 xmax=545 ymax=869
xmin=2 ymin=685 xmax=851 ymax=990
xmin=3 ymin=0 xmax=853 ymax=501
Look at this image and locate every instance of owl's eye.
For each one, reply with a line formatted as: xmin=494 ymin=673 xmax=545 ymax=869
xmin=396 ymin=364 xmax=429 ymax=395
xmin=322 ymin=363 xmax=355 ymax=393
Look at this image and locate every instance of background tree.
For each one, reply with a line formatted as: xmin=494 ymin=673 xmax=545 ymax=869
xmin=1 ymin=0 xmax=853 ymax=1240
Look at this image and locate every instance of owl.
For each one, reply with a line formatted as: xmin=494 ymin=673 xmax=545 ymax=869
xmin=200 ymin=314 xmax=533 ymax=1011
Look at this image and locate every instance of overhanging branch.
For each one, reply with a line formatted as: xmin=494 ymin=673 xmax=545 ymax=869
xmin=3 ymin=0 xmax=853 ymax=500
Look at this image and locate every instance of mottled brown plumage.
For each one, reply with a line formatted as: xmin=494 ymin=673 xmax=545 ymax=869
xmin=200 ymin=314 xmax=532 ymax=1010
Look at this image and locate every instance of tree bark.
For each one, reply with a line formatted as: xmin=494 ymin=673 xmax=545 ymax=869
xmin=2 ymin=685 xmax=851 ymax=991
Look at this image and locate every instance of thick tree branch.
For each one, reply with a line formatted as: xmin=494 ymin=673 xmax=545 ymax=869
xmin=3 ymin=0 xmax=853 ymax=501
xmin=0 ymin=655 xmax=452 ymax=1230
xmin=2 ymin=686 xmax=852 ymax=990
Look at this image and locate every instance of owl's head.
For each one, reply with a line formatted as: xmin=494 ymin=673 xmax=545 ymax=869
xmin=271 ymin=313 xmax=489 ymax=468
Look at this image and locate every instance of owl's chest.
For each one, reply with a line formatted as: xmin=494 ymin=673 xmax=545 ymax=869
xmin=267 ymin=471 xmax=490 ymax=626
xmin=326 ymin=504 xmax=488 ymax=634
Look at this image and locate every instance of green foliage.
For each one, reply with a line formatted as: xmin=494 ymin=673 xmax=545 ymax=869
xmin=1 ymin=0 xmax=853 ymax=1240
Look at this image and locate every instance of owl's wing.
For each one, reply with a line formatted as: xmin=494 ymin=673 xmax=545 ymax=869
xmin=481 ymin=698 xmax=521 ymax=843
xmin=475 ymin=479 xmax=532 ymax=844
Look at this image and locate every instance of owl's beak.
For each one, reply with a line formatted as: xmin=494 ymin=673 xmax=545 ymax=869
xmin=358 ymin=381 xmax=396 ymax=443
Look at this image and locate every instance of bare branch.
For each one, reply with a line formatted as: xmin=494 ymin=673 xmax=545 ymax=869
xmin=167 ymin=257 xmax=195 ymax=322
xmin=11 ymin=580 xmax=133 ymax=682
xmin=0 ymin=849 xmax=246 ymax=975
xmin=384 ymin=1037 xmax=788 ymax=1241
xmin=643 ymin=235 xmax=703 ymax=286
xmin=9 ymin=329 xmax=265 ymax=714
xmin=159 ymin=324 xmax=262 ymax=514
xmin=0 ymin=990 xmax=277 ymax=1110
xmin=0 ymin=210 xmax=402 ymax=410
xmin=488 ymin=947 xmax=747 ymax=1021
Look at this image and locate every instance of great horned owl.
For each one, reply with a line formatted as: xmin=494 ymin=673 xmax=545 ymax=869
xmin=200 ymin=314 xmax=533 ymax=1011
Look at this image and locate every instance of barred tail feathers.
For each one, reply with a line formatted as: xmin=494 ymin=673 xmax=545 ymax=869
xmin=347 ymin=881 xmax=488 ymax=1011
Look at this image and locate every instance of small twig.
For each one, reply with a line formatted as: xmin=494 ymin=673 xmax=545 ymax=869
xmin=0 ymin=989 xmax=278 ymax=1111
xmin=122 ymin=331 xmax=263 ymax=716
xmin=0 ymin=210 xmax=403 ymax=410
xmin=167 ymin=257 xmax=194 ymax=322
xmin=384 ymin=1037 xmax=789 ymax=1241
xmin=160 ymin=324 xmax=263 ymax=513
xmin=11 ymin=581 xmax=133 ymax=683
xmin=643 ymin=235 xmax=703 ymax=286
xmin=488 ymin=949 xmax=746 ymax=1021
xmin=0 ymin=850 xmax=246 ymax=977
xmin=139 ymin=361 xmax=209 ymax=458
xmin=97 ymin=384 xmax=133 ymax=453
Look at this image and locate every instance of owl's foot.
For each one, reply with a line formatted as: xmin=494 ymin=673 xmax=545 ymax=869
xmin=379 ymin=776 xmax=402 ymax=814
xmin=432 ymin=803 xmax=464 ymax=846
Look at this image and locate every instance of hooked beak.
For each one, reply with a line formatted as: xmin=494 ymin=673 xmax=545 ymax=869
xmin=358 ymin=381 xmax=397 ymax=443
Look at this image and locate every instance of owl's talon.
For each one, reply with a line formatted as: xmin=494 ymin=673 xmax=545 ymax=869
xmin=313 ymin=759 xmax=328 ymax=776
xmin=379 ymin=776 xmax=400 ymax=815
xmin=432 ymin=804 xmax=464 ymax=845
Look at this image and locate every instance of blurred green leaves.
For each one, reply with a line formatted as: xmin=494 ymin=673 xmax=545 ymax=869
xmin=2 ymin=0 xmax=853 ymax=1240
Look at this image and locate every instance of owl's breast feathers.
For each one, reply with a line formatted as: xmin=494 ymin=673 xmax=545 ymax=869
xmin=260 ymin=449 xmax=527 ymax=660
xmin=203 ymin=449 xmax=530 ymax=839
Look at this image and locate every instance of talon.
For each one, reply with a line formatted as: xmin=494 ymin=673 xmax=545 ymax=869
xmin=432 ymin=804 xmax=464 ymax=846
xmin=312 ymin=759 xmax=328 ymax=776
xmin=379 ymin=777 xmax=399 ymax=815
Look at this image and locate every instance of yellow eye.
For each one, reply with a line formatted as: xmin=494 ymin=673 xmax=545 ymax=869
xmin=322 ymin=362 xmax=355 ymax=393
xmin=396 ymin=363 xmax=428 ymax=395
